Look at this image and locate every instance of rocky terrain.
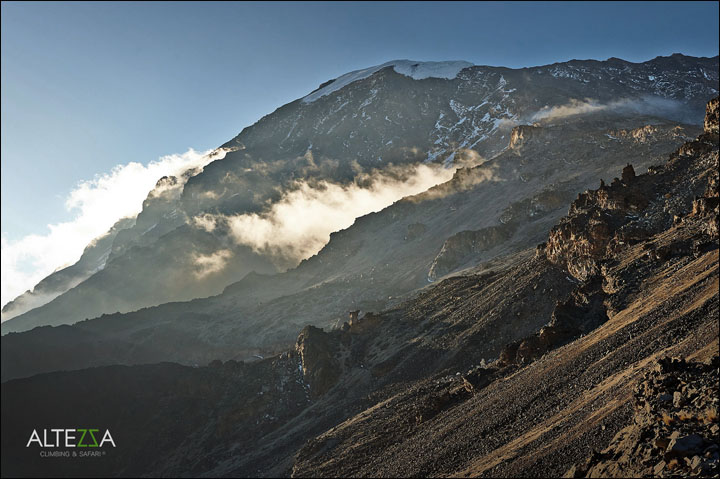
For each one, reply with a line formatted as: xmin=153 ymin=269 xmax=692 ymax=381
xmin=2 ymin=98 xmax=717 ymax=478
xmin=2 ymin=54 xmax=717 ymax=336
xmin=567 ymin=357 xmax=719 ymax=478
xmin=288 ymin=96 xmax=720 ymax=479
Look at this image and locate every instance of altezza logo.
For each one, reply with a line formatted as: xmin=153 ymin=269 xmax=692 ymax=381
xmin=26 ymin=429 xmax=116 ymax=448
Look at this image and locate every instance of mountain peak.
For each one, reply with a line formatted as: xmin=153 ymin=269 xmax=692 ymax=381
xmin=302 ymin=59 xmax=474 ymax=103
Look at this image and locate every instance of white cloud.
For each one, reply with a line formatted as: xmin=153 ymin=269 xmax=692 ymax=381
xmin=192 ymin=249 xmax=233 ymax=278
xmin=1 ymin=148 xmax=221 ymax=313
xmin=196 ymin=163 xmax=459 ymax=264
xmin=531 ymin=98 xmax=608 ymax=121
xmin=530 ymin=96 xmax=691 ymax=123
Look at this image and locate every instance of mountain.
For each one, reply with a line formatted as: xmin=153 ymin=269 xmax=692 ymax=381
xmin=2 ymin=57 xmax=719 ymax=384
xmin=2 ymin=96 xmax=717 ymax=478
xmin=2 ymin=54 xmax=718 ymax=336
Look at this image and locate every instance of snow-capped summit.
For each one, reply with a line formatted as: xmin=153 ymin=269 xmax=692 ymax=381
xmin=302 ymin=60 xmax=474 ymax=103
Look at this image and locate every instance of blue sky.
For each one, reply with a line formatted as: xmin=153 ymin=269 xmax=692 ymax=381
xmin=0 ymin=1 xmax=718 ymax=306
xmin=2 ymin=1 xmax=719 ymax=238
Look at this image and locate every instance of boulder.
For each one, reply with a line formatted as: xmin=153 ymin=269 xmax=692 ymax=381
xmin=461 ymin=367 xmax=493 ymax=393
xmin=665 ymin=434 xmax=706 ymax=459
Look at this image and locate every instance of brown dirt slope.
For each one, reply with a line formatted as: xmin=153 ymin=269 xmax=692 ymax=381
xmin=290 ymin=98 xmax=720 ymax=478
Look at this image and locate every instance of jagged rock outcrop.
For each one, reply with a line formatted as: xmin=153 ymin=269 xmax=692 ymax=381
xmin=294 ymin=312 xmax=385 ymax=398
xmin=607 ymin=124 xmax=693 ymax=144
xmin=538 ymin=95 xmax=719 ymax=282
xmin=539 ymin=206 xmax=618 ymax=281
xmin=515 ymin=97 xmax=720 ymax=367
xmin=549 ymin=280 xmax=609 ymax=334
xmin=461 ymin=366 xmax=495 ymax=393
xmin=295 ymin=326 xmax=341 ymax=397
xmin=621 ymin=163 xmax=635 ymax=183
xmin=570 ymin=174 xmax=649 ymax=213
xmin=535 ymin=179 xmax=649 ymax=282
xmin=690 ymin=176 xmax=720 ymax=238
xmin=689 ymin=98 xmax=720 ymax=238
xmin=498 ymin=279 xmax=609 ymax=366
xmin=705 ymin=96 xmax=719 ymax=134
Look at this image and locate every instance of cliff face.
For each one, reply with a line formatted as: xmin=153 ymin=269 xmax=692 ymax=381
xmin=693 ymin=97 xmax=720 ymax=238
xmin=295 ymin=326 xmax=340 ymax=398
xmin=428 ymin=224 xmax=515 ymax=281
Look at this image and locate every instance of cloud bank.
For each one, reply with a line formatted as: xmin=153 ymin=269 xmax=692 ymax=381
xmin=195 ymin=163 xmax=459 ymax=264
xmin=531 ymin=98 xmax=608 ymax=121
xmin=1 ymin=148 xmax=220 ymax=312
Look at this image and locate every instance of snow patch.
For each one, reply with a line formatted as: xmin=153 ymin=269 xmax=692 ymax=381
xmin=443 ymin=152 xmax=456 ymax=167
xmin=303 ymin=60 xmax=473 ymax=103
xmin=93 ymin=247 xmax=112 ymax=272
xmin=142 ymin=223 xmax=157 ymax=235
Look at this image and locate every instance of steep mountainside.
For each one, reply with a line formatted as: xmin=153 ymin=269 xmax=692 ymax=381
xmin=2 ymin=55 xmax=717 ymax=335
xmin=2 ymin=98 xmax=717 ymax=479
